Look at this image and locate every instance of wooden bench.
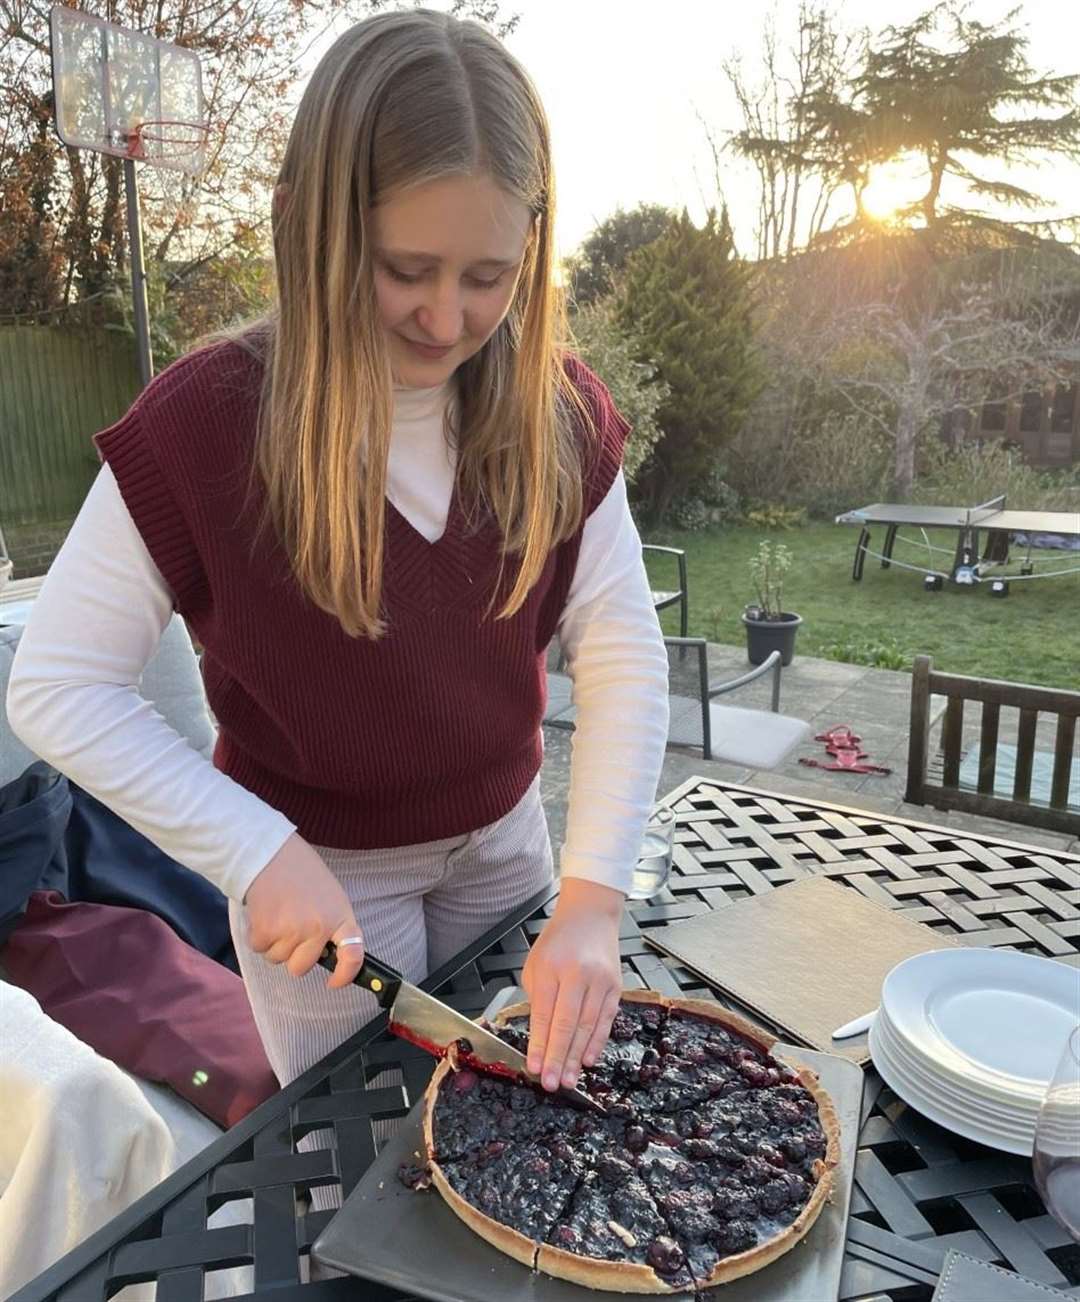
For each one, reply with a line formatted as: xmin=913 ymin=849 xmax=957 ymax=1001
xmin=906 ymin=654 xmax=1080 ymax=836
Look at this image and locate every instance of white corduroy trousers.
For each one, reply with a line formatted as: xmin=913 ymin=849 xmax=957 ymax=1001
xmin=229 ymin=774 xmax=552 ymax=1252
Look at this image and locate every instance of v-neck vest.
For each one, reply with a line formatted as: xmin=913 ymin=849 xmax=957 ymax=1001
xmin=94 ymin=341 xmax=628 ymax=848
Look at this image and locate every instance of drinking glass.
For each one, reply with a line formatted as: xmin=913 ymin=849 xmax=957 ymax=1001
xmin=627 ymin=807 xmax=677 ymax=900
xmin=1033 ymin=1024 xmax=1080 ymax=1241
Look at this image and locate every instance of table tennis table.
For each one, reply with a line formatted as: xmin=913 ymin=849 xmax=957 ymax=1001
xmin=835 ymin=495 xmax=1080 ymax=595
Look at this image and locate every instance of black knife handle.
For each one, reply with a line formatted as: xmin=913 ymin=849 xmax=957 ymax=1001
xmin=318 ymin=943 xmax=403 ymax=1007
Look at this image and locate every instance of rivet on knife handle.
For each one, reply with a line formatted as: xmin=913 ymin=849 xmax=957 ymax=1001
xmin=318 ymin=944 xmax=404 ymax=1008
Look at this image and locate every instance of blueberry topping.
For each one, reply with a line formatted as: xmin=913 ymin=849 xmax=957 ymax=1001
xmin=398 ymin=1162 xmax=431 ymax=1190
xmin=741 ymin=1156 xmax=773 ymax=1186
xmin=676 ymin=1111 xmax=700 ymax=1138
xmin=714 ymin=1219 xmax=757 ymax=1254
xmin=610 ymin=1013 xmax=637 ymax=1042
xmin=596 ymin=1154 xmax=634 ymax=1187
xmin=625 ymin=1124 xmax=648 ymax=1153
xmin=739 ymin=1060 xmax=770 ymax=1087
xmin=760 ymin=1177 xmax=792 ymax=1215
xmin=646 ymin=1236 xmax=685 ymax=1274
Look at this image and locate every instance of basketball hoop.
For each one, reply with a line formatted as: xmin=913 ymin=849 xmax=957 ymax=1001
xmin=125 ymin=118 xmax=210 ymax=168
xmin=50 ymin=4 xmax=211 ymax=389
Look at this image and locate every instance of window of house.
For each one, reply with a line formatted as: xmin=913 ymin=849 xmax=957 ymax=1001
xmin=1050 ymin=383 xmax=1077 ymax=435
xmin=980 ymin=399 xmax=1007 ymax=432
xmin=1019 ymin=389 xmax=1044 ymax=434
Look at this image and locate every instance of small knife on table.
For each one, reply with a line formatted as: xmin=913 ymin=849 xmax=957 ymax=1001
xmin=318 ymin=943 xmax=606 ymax=1115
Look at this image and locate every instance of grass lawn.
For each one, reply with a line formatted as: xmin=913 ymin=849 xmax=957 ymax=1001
xmin=641 ymin=521 xmax=1080 ymax=692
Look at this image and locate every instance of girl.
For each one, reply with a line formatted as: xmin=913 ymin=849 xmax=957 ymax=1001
xmin=7 ymin=8 xmax=668 ymax=1107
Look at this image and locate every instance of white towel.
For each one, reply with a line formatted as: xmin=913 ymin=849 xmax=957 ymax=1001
xmin=0 ymin=982 xmax=251 ymax=1298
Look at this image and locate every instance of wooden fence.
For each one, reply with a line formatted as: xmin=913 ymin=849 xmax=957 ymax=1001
xmin=0 ymin=323 xmax=140 ymax=524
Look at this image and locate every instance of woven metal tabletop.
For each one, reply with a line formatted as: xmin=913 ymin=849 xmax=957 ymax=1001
xmin=14 ymin=779 xmax=1080 ymax=1302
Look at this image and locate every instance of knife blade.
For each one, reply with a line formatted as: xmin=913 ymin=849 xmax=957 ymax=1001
xmin=318 ymin=943 xmax=606 ymax=1115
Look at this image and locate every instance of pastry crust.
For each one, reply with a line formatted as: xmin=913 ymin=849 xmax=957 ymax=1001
xmin=535 ymin=1242 xmax=684 ymax=1295
xmin=422 ymin=991 xmax=840 ymax=1294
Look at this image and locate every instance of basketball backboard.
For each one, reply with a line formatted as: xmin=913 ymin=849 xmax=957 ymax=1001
xmin=50 ymin=5 xmax=207 ymax=175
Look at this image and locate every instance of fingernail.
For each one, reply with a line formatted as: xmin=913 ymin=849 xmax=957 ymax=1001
xmin=563 ymin=1071 xmax=578 ymax=1088
xmin=543 ymin=1072 xmax=557 ymax=1091
xmin=528 ymin=1056 xmax=540 ymax=1075
xmin=582 ymin=1054 xmax=596 ymax=1068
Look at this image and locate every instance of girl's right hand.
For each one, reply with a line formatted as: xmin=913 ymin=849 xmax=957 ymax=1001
xmin=243 ymin=833 xmax=365 ymax=989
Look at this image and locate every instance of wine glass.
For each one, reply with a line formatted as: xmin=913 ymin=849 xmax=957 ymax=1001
xmin=1033 ymin=1024 xmax=1080 ymax=1241
xmin=627 ymin=807 xmax=677 ymax=900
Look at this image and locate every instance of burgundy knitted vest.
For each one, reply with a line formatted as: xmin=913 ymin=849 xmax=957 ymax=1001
xmin=95 ymin=343 xmax=628 ymax=848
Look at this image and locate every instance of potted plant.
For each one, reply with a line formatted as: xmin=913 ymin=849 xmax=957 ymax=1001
xmin=742 ymin=540 xmax=802 ymax=665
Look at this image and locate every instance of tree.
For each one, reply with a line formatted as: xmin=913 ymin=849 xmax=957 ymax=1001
xmin=0 ymin=0 xmax=517 ymax=316
xmin=0 ymin=92 xmax=65 ymax=314
xmin=821 ymin=258 xmax=1080 ymax=497
xmin=711 ymin=1 xmax=1080 ymax=258
xmin=717 ymin=4 xmax=865 ymax=259
xmin=562 ymin=203 xmax=675 ymax=309
xmin=614 ymin=208 xmax=762 ymax=520
xmin=807 ymin=2 xmax=1080 ymax=240
xmin=567 ymin=297 xmax=670 ymax=486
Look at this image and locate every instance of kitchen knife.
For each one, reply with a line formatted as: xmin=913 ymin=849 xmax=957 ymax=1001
xmin=318 ymin=943 xmax=606 ymax=1114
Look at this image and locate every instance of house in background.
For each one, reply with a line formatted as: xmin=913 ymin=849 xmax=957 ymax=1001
xmin=976 ymin=368 xmax=1080 ymax=467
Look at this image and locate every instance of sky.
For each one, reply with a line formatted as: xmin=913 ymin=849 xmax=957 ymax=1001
xmin=304 ymin=0 xmax=1080 ymax=261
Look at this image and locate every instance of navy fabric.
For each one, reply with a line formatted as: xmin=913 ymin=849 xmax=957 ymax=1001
xmin=0 ymin=760 xmax=237 ymax=970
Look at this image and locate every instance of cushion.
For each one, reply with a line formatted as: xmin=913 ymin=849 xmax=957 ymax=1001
xmin=0 ymin=627 xmax=37 ymax=787
xmin=2 ymin=891 xmax=278 ymax=1127
xmin=140 ymin=615 xmax=217 ymax=760
xmin=0 ymin=614 xmax=216 ymax=775
xmin=957 ymin=741 xmax=1080 ymax=810
xmin=675 ymin=701 xmax=811 ymax=768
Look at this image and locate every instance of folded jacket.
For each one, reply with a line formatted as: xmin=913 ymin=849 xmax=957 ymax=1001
xmin=2 ymin=890 xmax=278 ymax=1127
xmin=0 ymin=761 xmax=236 ymax=970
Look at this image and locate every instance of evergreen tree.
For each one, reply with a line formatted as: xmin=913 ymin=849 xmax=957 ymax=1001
xmin=563 ymin=203 xmax=675 ymax=309
xmin=615 ymin=208 xmax=762 ymax=520
xmin=809 ymin=2 xmax=1080 ymax=238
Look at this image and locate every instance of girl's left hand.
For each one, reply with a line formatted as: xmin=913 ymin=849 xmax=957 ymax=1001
xmin=520 ymin=878 xmax=624 ymax=1092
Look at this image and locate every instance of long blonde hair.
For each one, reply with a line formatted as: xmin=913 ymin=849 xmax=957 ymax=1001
xmin=240 ymin=8 xmax=592 ymax=638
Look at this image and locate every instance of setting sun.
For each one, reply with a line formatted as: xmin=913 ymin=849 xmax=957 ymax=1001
xmin=862 ymin=155 xmax=927 ymax=221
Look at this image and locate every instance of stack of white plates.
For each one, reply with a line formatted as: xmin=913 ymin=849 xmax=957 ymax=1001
xmin=868 ymin=948 xmax=1078 ymax=1156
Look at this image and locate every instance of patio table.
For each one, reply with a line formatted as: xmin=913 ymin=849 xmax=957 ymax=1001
xmin=12 ymin=778 xmax=1080 ymax=1302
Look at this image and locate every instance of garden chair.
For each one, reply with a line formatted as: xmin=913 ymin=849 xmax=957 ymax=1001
xmin=906 ymin=654 xmax=1080 ymax=837
xmin=554 ymin=544 xmax=690 ymax=675
xmin=545 ymin=639 xmax=811 ymax=767
xmin=642 ymin=544 xmax=688 ymax=642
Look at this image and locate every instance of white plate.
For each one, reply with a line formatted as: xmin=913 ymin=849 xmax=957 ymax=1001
xmin=872 ymin=1030 xmax=1034 ymax=1143
xmin=876 ymin=1006 xmax=1041 ymax=1115
xmin=881 ymin=1001 xmax=1050 ymax=1108
xmin=869 ymin=1022 xmax=1034 ymax=1156
xmin=882 ymin=949 xmax=1079 ymax=1097
xmin=876 ymin=1012 xmax=1039 ymax=1119
xmin=875 ymin=1012 xmax=1038 ymax=1126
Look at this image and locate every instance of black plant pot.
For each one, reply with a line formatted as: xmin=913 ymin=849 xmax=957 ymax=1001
xmin=742 ymin=610 xmax=802 ymax=666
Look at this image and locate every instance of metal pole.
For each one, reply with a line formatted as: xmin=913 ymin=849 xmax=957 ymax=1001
xmin=122 ymin=156 xmax=154 ymax=388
